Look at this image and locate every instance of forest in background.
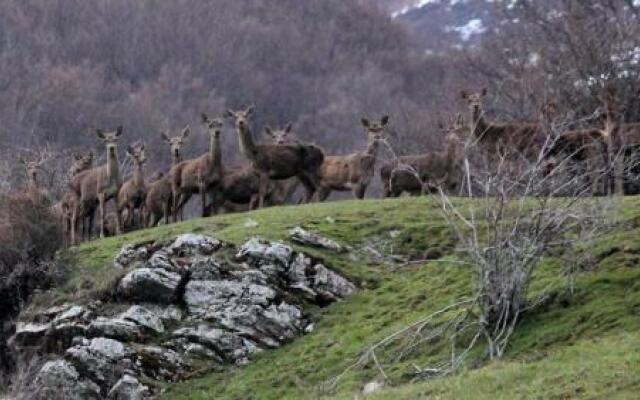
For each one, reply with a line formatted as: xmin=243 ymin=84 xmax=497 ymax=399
xmin=0 ymin=0 xmax=638 ymax=197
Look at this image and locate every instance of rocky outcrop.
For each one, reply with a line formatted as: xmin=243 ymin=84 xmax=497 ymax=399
xmin=9 ymin=233 xmax=354 ymax=399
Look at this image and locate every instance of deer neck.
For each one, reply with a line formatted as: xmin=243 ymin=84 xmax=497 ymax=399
xmin=171 ymin=152 xmax=181 ymax=167
xmin=237 ymin=123 xmax=257 ymax=161
xmin=134 ymin=163 xmax=144 ymax=186
xmin=365 ymin=138 xmax=380 ymax=159
xmin=107 ymin=149 xmax=120 ymax=182
xmin=470 ymin=106 xmax=488 ymax=138
xmin=212 ymin=133 xmax=222 ymax=171
xmin=26 ymin=176 xmax=38 ymax=192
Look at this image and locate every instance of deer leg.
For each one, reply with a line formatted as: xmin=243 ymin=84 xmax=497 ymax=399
xmin=98 ymin=194 xmax=106 ymax=239
xmin=70 ymin=207 xmax=78 ymax=245
xmin=200 ymin=184 xmax=208 ymax=217
xmin=258 ymin=175 xmax=269 ymax=209
xmin=115 ymin=200 xmax=123 ymax=235
xmin=354 ymin=184 xmax=367 ymax=200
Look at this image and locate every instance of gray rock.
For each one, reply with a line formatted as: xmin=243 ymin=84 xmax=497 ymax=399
xmin=53 ymin=305 xmax=88 ymax=324
xmin=237 ymin=238 xmax=292 ymax=266
xmin=140 ymin=303 xmax=183 ymax=323
xmin=209 ymin=303 xmax=303 ymax=348
xmin=120 ymin=305 xmax=164 ymax=334
xmin=188 ymin=257 xmax=223 ymax=280
xmin=289 ymin=227 xmax=343 ymax=252
xmin=146 ymin=250 xmax=180 ymax=272
xmin=287 ymin=253 xmax=316 ymax=299
xmin=114 ymin=244 xmax=149 ymax=269
xmin=65 ymin=338 xmax=135 ymax=392
xmin=118 ymin=267 xmax=183 ymax=303
xmin=183 ymin=280 xmax=276 ymax=316
xmin=107 ymin=374 xmax=149 ymax=400
xmin=363 ymin=380 xmax=385 ymax=396
xmin=10 ymin=322 xmax=51 ymax=347
xmin=88 ymin=317 xmax=144 ymax=341
xmin=173 ymin=325 xmax=257 ymax=364
xmin=168 ymin=234 xmax=221 ymax=256
xmin=27 ymin=359 xmax=101 ymax=400
xmin=136 ymin=345 xmax=189 ymax=381
xmin=312 ymin=264 xmax=355 ymax=301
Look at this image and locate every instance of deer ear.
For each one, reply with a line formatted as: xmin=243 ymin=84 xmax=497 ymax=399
xmin=115 ymin=126 xmax=124 ymax=136
xmin=381 ymin=116 xmax=390 ymax=126
xmin=96 ymin=129 xmax=105 ymax=139
xmin=481 ymin=88 xmax=488 ymax=96
xmin=246 ymin=106 xmax=254 ymax=115
xmin=224 ymin=110 xmax=235 ymax=119
xmin=139 ymin=144 xmax=145 ymax=152
xmin=437 ymin=121 xmax=445 ymax=130
xmin=264 ymin=126 xmax=274 ymax=136
xmin=73 ymin=153 xmax=81 ymax=161
xmin=361 ymin=118 xmax=370 ymax=128
xmin=161 ymin=132 xmax=170 ymax=143
xmin=285 ymin=123 xmax=293 ymax=133
xmin=19 ymin=157 xmax=26 ymax=165
xmin=201 ymin=113 xmax=209 ymax=124
xmin=181 ymin=125 xmax=190 ymax=138
xmin=460 ymin=90 xmax=469 ymax=100
xmin=126 ymin=146 xmax=135 ymax=156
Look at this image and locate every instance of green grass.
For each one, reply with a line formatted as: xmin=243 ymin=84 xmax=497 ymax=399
xmin=29 ymin=196 xmax=640 ymax=399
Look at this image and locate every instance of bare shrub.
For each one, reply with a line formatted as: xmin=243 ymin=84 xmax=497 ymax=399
xmin=0 ymin=193 xmax=65 ymax=388
xmin=328 ymin=121 xmax=617 ymax=389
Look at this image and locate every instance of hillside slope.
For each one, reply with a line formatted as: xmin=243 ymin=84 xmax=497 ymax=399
xmin=20 ymin=197 xmax=640 ymax=399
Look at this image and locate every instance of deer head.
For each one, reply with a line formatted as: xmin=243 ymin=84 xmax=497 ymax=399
xmin=96 ymin=126 xmax=124 ymax=157
xmin=71 ymin=152 xmax=94 ymax=175
xmin=361 ymin=116 xmax=390 ymax=143
xmin=460 ymin=88 xmax=487 ymax=113
xmin=264 ymin=123 xmax=294 ymax=144
xmin=126 ymin=144 xmax=146 ymax=166
xmin=161 ymin=126 xmax=190 ymax=161
xmin=438 ymin=113 xmax=467 ymax=144
xmin=224 ymin=106 xmax=254 ymax=130
xmin=201 ymin=113 xmax=224 ymax=138
xmin=20 ymin=159 xmax=41 ymax=186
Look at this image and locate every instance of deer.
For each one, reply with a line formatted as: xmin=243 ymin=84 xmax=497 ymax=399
xmin=71 ymin=126 xmax=124 ymax=243
xmin=313 ymin=116 xmax=389 ymax=201
xmin=169 ymin=115 xmax=224 ymax=219
xmin=380 ymin=114 xmax=465 ymax=197
xmin=225 ymin=107 xmax=324 ymax=207
xmin=53 ymin=152 xmax=94 ymax=241
xmin=145 ymin=128 xmax=190 ymax=227
xmin=117 ymin=144 xmax=147 ymax=231
xmin=460 ymin=88 xmax=546 ymax=162
xmin=19 ymin=154 xmax=51 ymax=207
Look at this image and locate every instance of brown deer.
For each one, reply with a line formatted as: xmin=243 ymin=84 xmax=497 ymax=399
xmin=169 ymin=116 xmax=224 ymax=220
xmin=19 ymin=155 xmax=51 ymax=206
xmin=117 ymin=144 xmax=147 ymax=231
xmin=145 ymin=129 xmax=189 ymax=227
xmin=314 ymin=116 xmax=388 ymax=201
xmin=225 ymin=107 xmax=324 ymax=207
xmin=53 ymin=152 xmax=94 ymax=241
xmin=460 ymin=88 xmax=545 ymax=161
xmin=381 ymin=115 xmax=465 ymax=197
xmin=71 ymin=126 xmax=124 ymax=243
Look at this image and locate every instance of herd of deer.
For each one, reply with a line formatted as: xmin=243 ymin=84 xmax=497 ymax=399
xmin=12 ymin=88 xmax=640 ymax=245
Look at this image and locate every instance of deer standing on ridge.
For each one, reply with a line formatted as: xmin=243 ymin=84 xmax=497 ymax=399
xmin=381 ymin=114 xmax=465 ymax=197
xmin=460 ymin=88 xmax=545 ymax=162
xmin=226 ymin=107 xmax=324 ymax=207
xmin=313 ymin=116 xmax=389 ymax=201
xmin=169 ymin=115 xmax=224 ymax=218
xmin=145 ymin=129 xmax=189 ymax=227
xmin=118 ymin=144 xmax=147 ymax=230
xmin=71 ymin=126 xmax=124 ymax=242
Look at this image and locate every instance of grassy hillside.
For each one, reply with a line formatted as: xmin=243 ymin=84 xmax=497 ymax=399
xmin=33 ymin=197 xmax=640 ymax=399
